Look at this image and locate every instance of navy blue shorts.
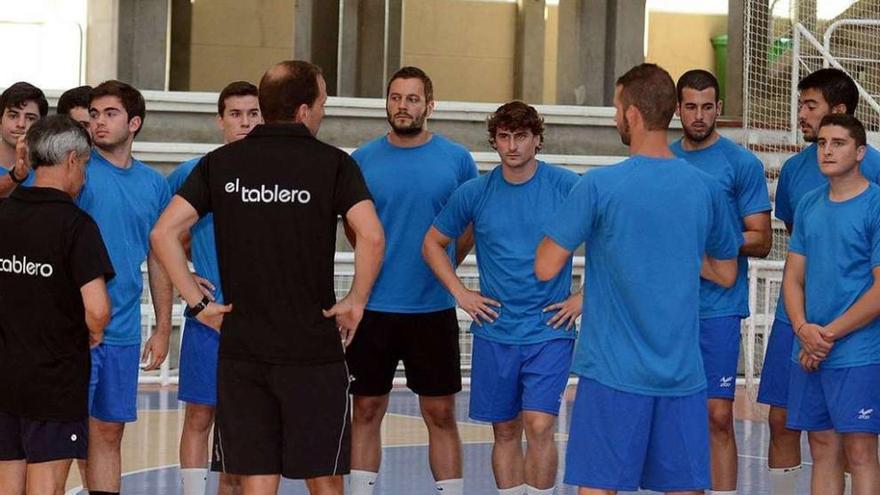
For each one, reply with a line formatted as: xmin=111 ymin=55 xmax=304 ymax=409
xmin=179 ymin=318 xmax=220 ymax=406
xmin=757 ymin=319 xmax=795 ymax=408
xmin=564 ymin=378 xmax=710 ymax=492
xmin=786 ymin=363 xmax=880 ymax=433
xmin=699 ymin=316 xmax=742 ymax=400
xmin=469 ymin=337 xmax=573 ymax=422
xmin=89 ymin=344 xmax=140 ymax=423
xmin=0 ymin=411 xmax=87 ymax=463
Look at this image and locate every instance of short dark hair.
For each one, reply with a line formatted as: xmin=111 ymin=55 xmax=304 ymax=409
xmin=26 ymin=114 xmax=92 ymax=170
xmin=818 ymin=113 xmax=867 ymax=148
xmin=90 ymin=80 xmax=146 ymax=136
xmin=57 ymin=85 xmax=93 ymax=115
xmin=0 ymin=82 xmax=49 ymax=117
xmin=798 ymin=68 xmax=859 ymax=115
xmin=676 ymin=69 xmax=720 ymax=102
xmin=259 ymin=61 xmax=322 ymax=123
xmin=487 ymin=100 xmax=545 ymax=151
xmin=616 ymin=63 xmax=677 ymax=131
xmin=386 ymin=66 xmax=434 ymax=103
xmin=218 ymin=81 xmax=259 ymax=116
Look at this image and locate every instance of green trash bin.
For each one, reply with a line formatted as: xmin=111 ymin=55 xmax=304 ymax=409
xmin=711 ymin=34 xmax=728 ymax=102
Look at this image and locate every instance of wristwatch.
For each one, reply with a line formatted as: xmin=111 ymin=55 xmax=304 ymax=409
xmin=8 ymin=166 xmax=26 ymax=184
xmin=184 ymin=295 xmax=211 ymax=318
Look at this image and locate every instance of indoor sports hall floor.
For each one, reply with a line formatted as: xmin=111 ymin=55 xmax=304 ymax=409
xmin=63 ymin=386 xmax=813 ymax=495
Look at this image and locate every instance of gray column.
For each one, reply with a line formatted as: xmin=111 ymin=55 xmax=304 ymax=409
xmin=556 ymin=0 xmax=645 ymax=106
xmin=117 ymin=0 xmax=170 ymax=90
xmin=168 ymin=0 xmax=192 ymax=91
xmin=294 ymin=0 xmax=340 ymax=95
xmin=514 ymin=0 xmax=546 ymax=103
xmin=337 ymin=0 xmax=403 ymax=97
xmin=725 ymin=0 xmax=744 ymax=117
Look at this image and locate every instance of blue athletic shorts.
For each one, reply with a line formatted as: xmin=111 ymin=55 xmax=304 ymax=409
xmin=179 ymin=318 xmax=220 ymax=406
xmin=89 ymin=344 xmax=140 ymax=423
xmin=469 ymin=337 xmax=573 ymax=422
xmin=564 ymin=378 xmax=710 ymax=493
xmin=700 ymin=316 xmax=742 ymax=400
xmin=757 ymin=319 xmax=795 ymax=408
xmin=786 ymin=363 xmax=880 ymax=434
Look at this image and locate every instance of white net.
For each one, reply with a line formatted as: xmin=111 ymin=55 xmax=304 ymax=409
xmin=741 ymin=0 xmax=880 ymax=404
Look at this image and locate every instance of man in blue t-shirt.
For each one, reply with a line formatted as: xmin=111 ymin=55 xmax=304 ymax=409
xmin=166 ymin=81 xmax=261 ymax=495
xmin=77 ymin=80 xmax=173 ymax=495
xmin=757 ymin=68 xmax=880 ymax=494
xmin=783 ymin=114 xmax=880 ymax=495
xmin=0 ymin=82 xmax=48 ymax=195
xmin=424 ymin=101 xmax=580 ymax=495
xmin=347 ymin=66 xmax=477 ymax=495
xmin=536 ymin=63 xmax=742 ymax=494
xmin=671 ymin=69 xmax=772 ymax=495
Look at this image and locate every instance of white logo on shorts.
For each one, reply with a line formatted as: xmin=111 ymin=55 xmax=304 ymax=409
xmin=858 ymin=408 xmax=874 ymax=420
xmin=719 ymin=376 xmax=734 ymax=388
xmin=70 ymin=434 xmax=77 ymax=442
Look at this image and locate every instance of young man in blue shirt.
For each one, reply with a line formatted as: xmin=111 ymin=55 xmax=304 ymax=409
xmin=424 ymin=101 xmax=580 ymax=495
xmin=79 ymin=80 xmax=174 ymax=495
xmin=783 ymin=114 xmax=880 ymax=495
xmin=0 ymin=82 xmax=48 ymax=194
xmin=671 ymin=69 xmax=773 ymax=495
xmin=757 ymin=68 xmax=880 ymax=494
xmin=167 ymin=80 xmax=261 ymax=495
xmin=535 ymin=63 xmax=742 ymax=495
xmin=346 ymin=66 xmax=478 ymax=495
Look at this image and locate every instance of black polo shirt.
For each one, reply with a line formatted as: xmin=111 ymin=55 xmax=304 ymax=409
xmin=178 ymin=123 xmax=372 ymax=365
xmin=0 ymin=186 xmax=114 ymax=421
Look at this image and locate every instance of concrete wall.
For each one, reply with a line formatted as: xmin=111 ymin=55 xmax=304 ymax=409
xmin=187 ymin=0 xmax=294 ymax=91
xmin=402 ymin=0 xmax=516 ymax=103
xmin=646 ymin=11 xmax=728 ymax=83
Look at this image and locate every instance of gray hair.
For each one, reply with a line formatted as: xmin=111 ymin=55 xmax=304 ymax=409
xmin=26 ymin=114 xmax=91 ymax=169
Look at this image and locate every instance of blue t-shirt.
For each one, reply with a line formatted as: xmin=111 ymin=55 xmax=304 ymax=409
xmin=1 ymin=164 xmax=35 ymax=186
xmin=788 ymin=184 xmax=880 ymax=368
xmin=77 ymin=149 xmax=171 ymax=345
xmin=775 ymin=144 xmax=880 ymax=323
xmin=167 ymin=157 xmax=224 ymax=307
xmin=433 ymin=163 xmax=579 ymax=344
xmin=544 ymin=156 xmax=742 ymax=396
xmin=352 ymin=134 xmax=478 ymax=313
xmin=671 ymin=137 xmax=771 ymax=319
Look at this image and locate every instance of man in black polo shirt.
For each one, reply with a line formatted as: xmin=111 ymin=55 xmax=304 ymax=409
xmin=0 ymin=115 xmax=114 ymax=495
xmin=151 ymin=60 xmax=385 ymax=495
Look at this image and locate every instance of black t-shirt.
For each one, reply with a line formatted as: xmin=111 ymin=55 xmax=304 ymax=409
xmin=0 ymin=186 xmax=115 ymax=421
xmin=178 ymin=123 xmax=372 ymax=365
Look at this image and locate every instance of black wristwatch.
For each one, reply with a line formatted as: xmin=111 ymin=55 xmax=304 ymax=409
xmin=184 ymin=295 xmax=211 ymax=318
xmin=8 ymin=166 xmax=26 ymax=184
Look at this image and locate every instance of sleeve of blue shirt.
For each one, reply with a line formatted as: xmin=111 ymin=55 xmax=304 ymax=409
xmin=705 ymin=181 xmax=744 ymax=260
xmin=433 ymin=181 xmax=476 ymax=239
xmin=737 ymin=154 xmax=772 ymax=217
xmin=775 ymin=164 xmax=793 ymax=224
xmin=787 ymin=200 xmax=808 ymax=256
xmin=870 ymin=201 xmax=880 ymax=268
xmin=459 ymin=151 xmax=478 ymax=183
xmin=543 ymin=174 xmax=597 ymax=251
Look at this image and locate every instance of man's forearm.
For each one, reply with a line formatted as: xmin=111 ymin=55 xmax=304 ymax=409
xmin=740 ymin=229 xmax=772 ymax=258
xmin=349 ymin=232 xmax=384 ymax=305
xmin=147 ymin=251 xmax=174 ymax=335
xmin=782 ymin=277 xmax=807 ymax=329
xmin=826 ymin=283 xmax=880 ymax=340
xmin=425 ymin=239 xmax=468 ymax=298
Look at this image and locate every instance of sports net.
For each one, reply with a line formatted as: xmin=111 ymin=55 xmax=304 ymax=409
xmin=741 ymin=0 xmax=880 ymax=404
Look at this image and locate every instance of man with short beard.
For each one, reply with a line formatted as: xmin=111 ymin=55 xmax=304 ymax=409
xmin=757 ymin=68 xmax=880 ymax=495
xmin=346 ymin=66 xmax=477 ymax=495
xmin=670 ymin=69 xmax=772 ymax=495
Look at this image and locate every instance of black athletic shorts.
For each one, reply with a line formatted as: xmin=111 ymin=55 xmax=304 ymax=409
xmin=211 ymin=358 xmax=351 ymax=479
xmin=346 ymin=308 xmax=462 ymax=396
xmin=0 ymin=411 xmax=87 ymax=463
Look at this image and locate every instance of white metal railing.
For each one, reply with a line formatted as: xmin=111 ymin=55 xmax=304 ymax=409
xmin=138 ymin=255 xmax=782 ymax=389
xmin=790 ymin=21 xmax=880 ymax=144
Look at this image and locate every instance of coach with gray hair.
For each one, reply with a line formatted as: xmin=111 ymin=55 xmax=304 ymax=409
xmin=0 ymin=115 xmax=115 ymax=495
